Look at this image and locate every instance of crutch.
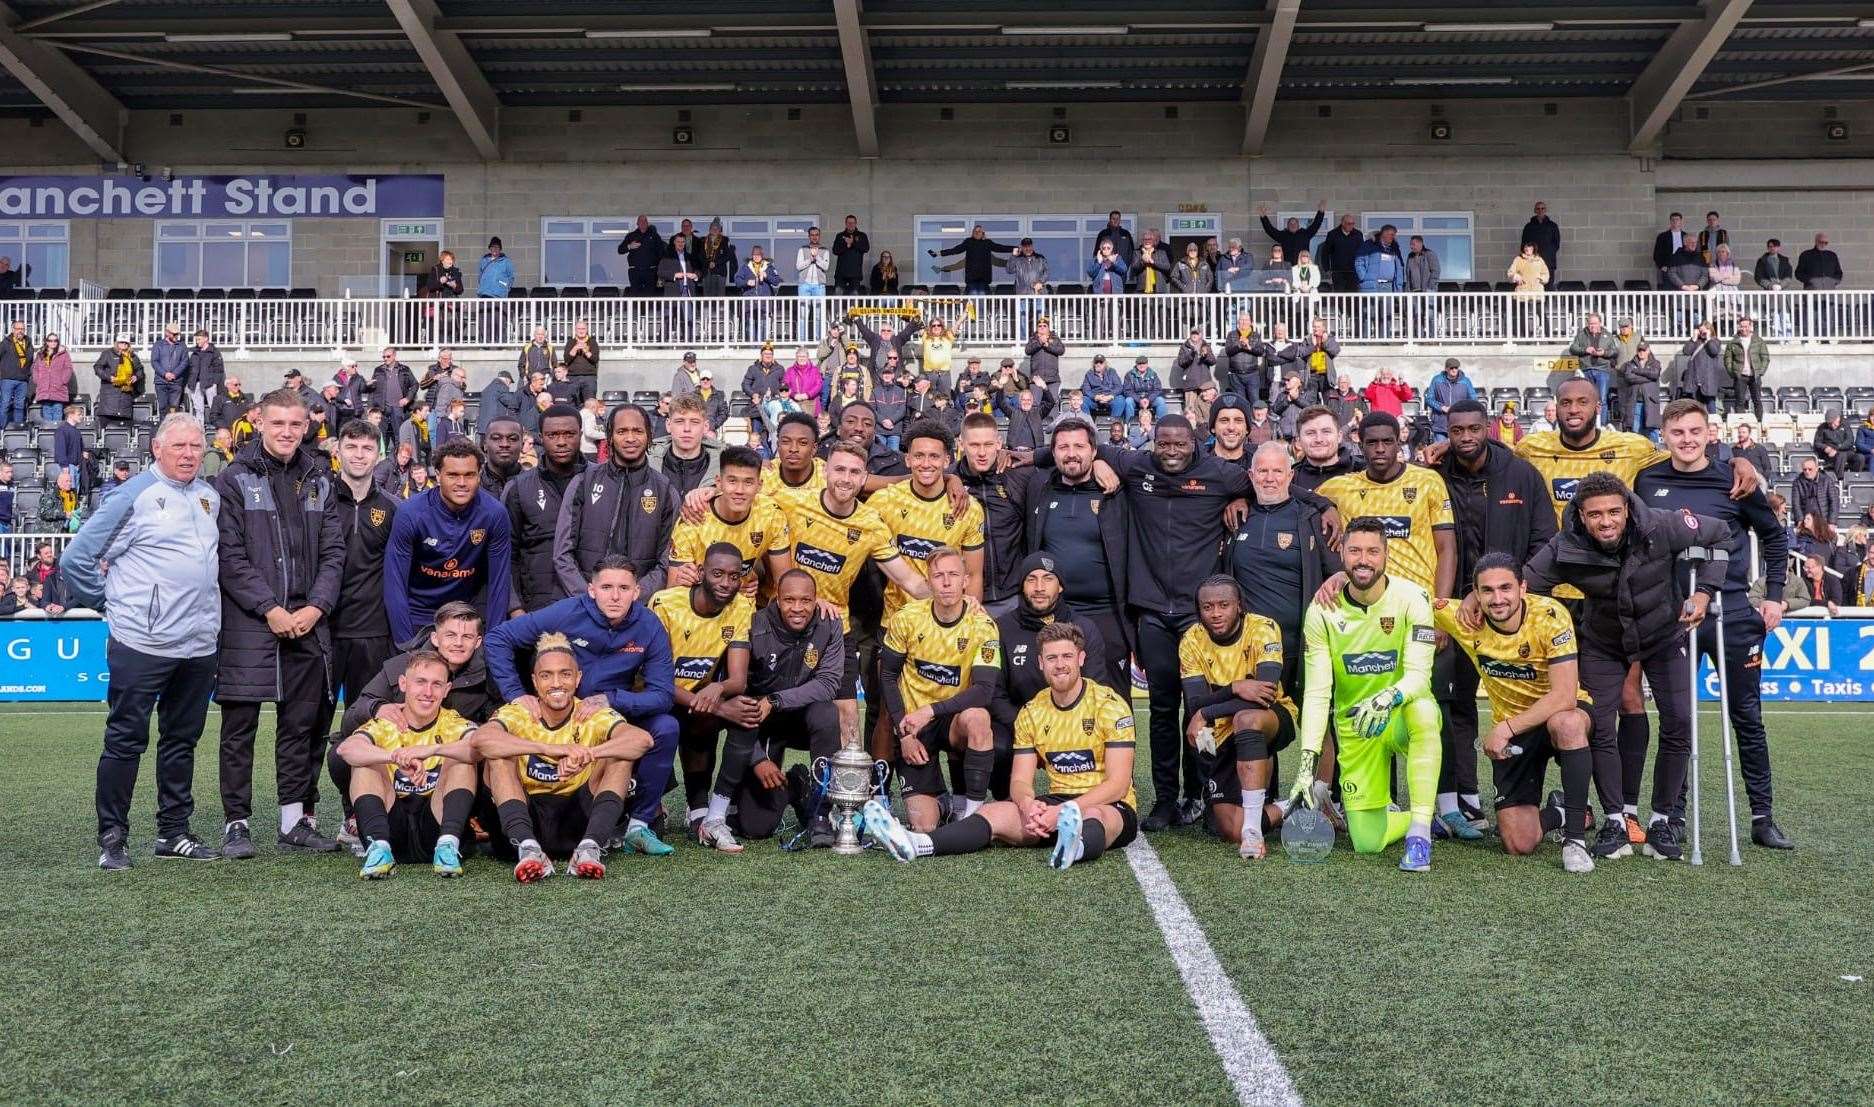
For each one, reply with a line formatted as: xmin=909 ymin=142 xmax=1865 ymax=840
xmin=1708 ymin=581 xmax=1745 ymax=866
xmin=1681 ymin=550 xmax=1708 ymax=867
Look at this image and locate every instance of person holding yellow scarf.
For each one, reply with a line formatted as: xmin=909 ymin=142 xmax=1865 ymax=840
xmin=91 ymin=332 xmax=145 ymax=428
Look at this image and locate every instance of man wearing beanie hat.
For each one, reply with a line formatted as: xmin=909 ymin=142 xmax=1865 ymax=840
xmin=987 ymin=551 xmax=1114 ymax=768
xmin=477 ymin=236 xmax=513 ymax=299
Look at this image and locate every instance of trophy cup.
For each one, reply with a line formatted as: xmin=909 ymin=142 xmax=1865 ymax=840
xmin=819 ymin=740 xmax=886 ymax=856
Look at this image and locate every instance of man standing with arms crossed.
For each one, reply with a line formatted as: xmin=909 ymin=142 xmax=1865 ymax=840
xmin=66 ymin=413 xmax=224 ymax=868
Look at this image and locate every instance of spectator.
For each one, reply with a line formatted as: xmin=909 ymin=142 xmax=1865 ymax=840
xmin=648 ymin=394 xmax=672 ymax=439
xmin=370 ymin=345 xmax=416 ymax=429
xmin=149 ymin=322 xmax=188 ymax=416
xmin=1121 ymin=355 xmax=1166 ymax=420
xmin=1723 ymin=316 xmax=1769 ymax=423
xmin=670 ymin=351 xmax=703 ymax=398
xmin=1731 ymin=421 xmax=1774 ymax=481
xmin=477 ymin=236 xmax=514 ymax=298
xmin=208 ymin=374 xmax=249 ymax=432
xmin=829 ymin=376 xmax=864 ymax=422
xmin=397 ymin=400 xmax=433 ymax=464
xmin=1403 ymin=234 xmax=1441 ymax=332
xmin=1131 ymin=229 xmax=1171 ymax=295
xmin=1618 ymin=340 xmax=1665 ymax=438
xmin=693 ymin=219 xmax=735 ymax=297
xmin=1362 ymin=368 xmax=1412 ymax=419
xmin=1218 ymin=313 xmax=1263 ymax=402
xmin=92 ymin=333 xmax=144 ymax=429
xmin=435 ymin=359 xmax=471 ymax=414
xmin=100 ymin=459 xmax=133 ymax=499
xmin=1520 ymin=200 xmax=1561 ymax=285
xmin=434 ymin=397 xmax=470 ymax=447
xmin=1676 ymin=323 xmax=1725 ymax=408
xmin=1094 ymin=211 xmax=1135 ymax=264
xmin=1270 ymin=374 xmax=1310 ymax=439
xmin=1106 ymin=414 xmax=1135 ymax=451
xmin=1004 ymin=387 xmax=1045 ymax=451
xmin=1295 ymin=317 xmax=1340 ymax=400
xmin=1353 ymin=224 xmax=1404 ymax=292
xmin=1007 ymin=238 xmax=1050 ymax=300
xmin=659 ymin=232 xmax=700 ymax=300
xmin=869 ymin=250 xmax=900 ymax=295
xmin=1082 ymin=355 xmax=1126 ymax=421
xmin=1506 ymin=243 xmax=1550 ymax=333
xmin=40 ymin=467 xmax=81 ymax=532
xmin=280 ymin=368 xmax=318 ymax=412
xmin=1257 ymin=245 xmax=1291 ymax=293
xmin=1797 ymin=232 xmax=1844 ymax=338
xmin=930 ymin=224 xmax=1015 ymax=295
xmin=480 ymin=369 xmax=519 ymax=427
xmin=831 ymin=214 xmax=870 ymax=295
xmin=1424 ymin=358 xmax=1477 ymax=442
xmin=53 ymin=402 xmax=85 ymax=485
xmin=916 ymin=316 xmax=966 ymax=389
xmin=1708 ymin=243 xmax=1744 ymax=300
xmin=1652 ymin=212 xmax=1693 ymax=288
xmin=1289 ymin=250 xmax=1322 ymax=300
xmin=1754 ymin=238 xmax=1792 ymax=290
xmin=1790 ymin=456 xmax=1840 ymax=535
xmin=1568 ymin=312 xmax=1616 ymax=412
xmin=563 ymin=319 xmax=600 ymax=388
xmin=1127 ymin=406 xmax=1155 ymax=449
xmin=745 ymin=344 xmax=789 ymax=430
xmin=695 ymin=370 xmax=729 ymax=432
xmin=872 ymin=365 xmax=907 ymax=451
xmin=782 ymin=346 xmax=825 ymax=418
xmin=734 ymin=245 xmax=782 ymax=296
xmin=618 ymin=215 xmax=666 ymax=297
xmin=1696 ymin=210 xmax=1728 ymax=265
xmin=1172 ymin=328 xmax=1216 ymax=415
xmin=185 ymin=329 xmax=226 ymax=418
xmin=1245 ymin=400 xmax=1277 ymax=447
xmin=30 ymin=331 xmax=72 ymax=424
xmin=427 ymin=248 xmax=462 ymax=299
xmin=579 ymin=396 xmax=605 ymax=461
xmin=1215 ymin=237 xmax=1255 ymax=294
xmin=795 ymin=224 xmax=831 ymax=310
xmin=1815 ymin=408 xmax=1863 ymax=479
xmin=1487 ymin=405 xmax=1524 ymax=445
xmin=1324 ymin=374 xmax=1365 ymax=432
xmin=1087 ymin=240 xmax=1128 ymax=294
xmin=0 ymin=575 xmax=31 ymax=616
xmin=1257 ymin=203 xmax=1324 ymax=263
xmin=517 ymin=325 xmax=555 ymax=382
xmin=1168 ymin=241 xmax=1213 ymax=294
xmin=1530 ymin=401 xmax=1557 ymax=435
xmin=0 ymin=459 xmax=13 ymax=531
xmin=1022 ymin=316 xmax=1063 ymax=401
xmin=0 ymin=319 xmax=28 ymax=427
xmin=1318 ymin=212 xmax=1364 ymax=292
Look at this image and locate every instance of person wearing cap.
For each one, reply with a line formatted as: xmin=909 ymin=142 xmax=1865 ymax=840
xmin=477 ymin=236 xmax=513 ymax=299
xmin=92 ymin=333 xmax=145 ymax=429
xmin=281 ymin=368 xmax=317 ymax=412
xmin=1246 ymin=400 xmax=1277 ymax=447
xmin=1617 ymin=338 xmax=1665 ymax=438
xmin=99 ymin=457 xmax=134 ymax=500
xmin=1173 ymin=328 xmax=1217 ymax=417
xmin=695 ymin=369 xmax=729 ymax=433
xmin=744 ymin=343 xmax=786 ymax=433
xmin=1424 ymin=358 xmax=1477 ymax=443
xmin=1121 ymin=355 xmax=1166 ymax=421
xmin=987 ymin=552 xmax=1110 ymax=796
xmin=1081 ymin=354 xmax=1126 ymax=421
xmin=670 ymin=351 xmax=703 ymax=399
xmin=150 ymin=322 xmax=188 ymax=417
xmin=1814 ymin=407 xmax=1864 ymax=479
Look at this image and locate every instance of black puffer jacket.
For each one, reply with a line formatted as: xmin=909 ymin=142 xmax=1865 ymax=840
xmin=213 ymin=441 xmax=346 ymax=701
xmin=502 ymin=459 xmax=586 ymax=613
xmin=992 ymin=602 xmax=1109 ymax=728
xmin=1523 ymin=488 xmax=1727 ymax=660
xmin=552 ymin=454 xmax=675 ymax=596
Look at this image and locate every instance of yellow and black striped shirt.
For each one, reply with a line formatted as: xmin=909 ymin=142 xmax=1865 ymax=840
xmin=882 ymin=598 xmax=1001 ymax=714
xmin=647 ymin=587 xmax=754 ymax=692
xmin=1012 ymin=681 xmax=1137 ymax=809
xmin=1316 ymin=465 xmax=1454 ymax=594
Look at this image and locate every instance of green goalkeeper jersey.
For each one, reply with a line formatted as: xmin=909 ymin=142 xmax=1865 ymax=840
xmin=1299 ymin=575 xmax=1438 ymax=753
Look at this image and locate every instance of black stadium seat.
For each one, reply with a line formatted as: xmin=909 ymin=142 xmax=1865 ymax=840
xmin=1588 ymin=280 xmax=1619 ymax=291
xmin=1623 ymin=279 xmax=1652 ymax=291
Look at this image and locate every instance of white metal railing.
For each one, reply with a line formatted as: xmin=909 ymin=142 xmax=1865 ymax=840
xmin=1 ymin=289 xmax=1870 ymax=353
xmin=3 ymin=533 xmax=75 ymax=576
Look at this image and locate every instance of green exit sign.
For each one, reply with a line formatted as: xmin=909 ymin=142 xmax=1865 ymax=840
xmin=385 ymin=222 xmax=433 ymax=237
xmin=402 ymin=251 xmax=426 ymax=264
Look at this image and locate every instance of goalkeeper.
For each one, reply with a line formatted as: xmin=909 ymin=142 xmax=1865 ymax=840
xmin=1290 ymin=516 xmax=1443 ymax=872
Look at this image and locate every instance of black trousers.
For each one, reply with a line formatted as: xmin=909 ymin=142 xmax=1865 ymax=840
xmin=218 ymin=636 xmax=330 ymax=824
xmin=96 ymin=641 xmax=218 ymax=839
xmin=313 ymin=634 xmax=394 ymax=820
xmin=1823 ymin=448 xmax=1867 ymax=479
xmin=1686 ymin=612 xmax=1774 ymax=819
xmin=1579 ymin=636 xmax=1692 ymax=817
xmin=1070 ymin=604 xmax=1132 ymax=701
xmin=1132 ymin=607 xmax=1202 ymax=807
xmin=1434 ymin=644 xmax=1480 ymax=798
xmin=718 ymin=701 xmax=842 ymax=839
xmin=1728 ymin=376 xmax=1764 ymax=423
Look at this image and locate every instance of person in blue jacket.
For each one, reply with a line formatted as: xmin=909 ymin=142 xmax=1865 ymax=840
xmin=484 ymin=554 xmax=681 ymax=855
xmin=382 ymin=436 xmax=512 ymax=643
xmin=1121 ymin=355 xmax=1166 ymax=420
xmin=476 ymin=236 xmax=514 ymax=298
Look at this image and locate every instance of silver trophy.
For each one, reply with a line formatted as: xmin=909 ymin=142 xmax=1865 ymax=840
xmin=818 ymin=741 xmax=887 ymax=856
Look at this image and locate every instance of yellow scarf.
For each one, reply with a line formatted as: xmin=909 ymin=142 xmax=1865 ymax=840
xmin=60 ymin=488 xmax=76 ymax=512
xmin=10 ymin=336 xmax=24 ymax=362
xmin=113 ymin=352 xmax=133 ymax=389
xmin=1308 ymin=350 xmax=1328 ymax=373
xmin=414 ymin=415 xmax=429 ymax=446
xmin=1143 ymin=254 xmax=1158 ymax=292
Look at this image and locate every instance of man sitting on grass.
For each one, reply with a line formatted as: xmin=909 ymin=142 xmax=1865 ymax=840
xmin=334 ymin=650 xmax=479 ymax=879
xmin=865 ymin=622 xmax=1137 ymax=869
xmin=471 ymin=633 xmax=653 ymax=882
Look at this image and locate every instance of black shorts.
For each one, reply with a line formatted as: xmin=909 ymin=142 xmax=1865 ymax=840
xmin=387 ymin=793 xmax=442 ymax=863
xmin=897 ymin=716 xmax=956 ymax=797
xmin=1492 ymin=724 xmax=1557 ymax=811
xmin=488 ymin=790 xmax=594 ymax=860
xmin=677 ymin=707 xmax=724 ymax=752
xmin=1202 ymin=703 xmax=1297 ymax=808
xmin=1040 ymin=793 xmax=1138 ymax=851
xmin=836 ymin=630 xmax=864 ymax=699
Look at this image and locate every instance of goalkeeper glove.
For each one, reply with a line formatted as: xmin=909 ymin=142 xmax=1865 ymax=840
xmin=1348 ymin=687 xmax=1405 ymax=740
xmin=1286 ymin=749 xmax=1320 ymax=806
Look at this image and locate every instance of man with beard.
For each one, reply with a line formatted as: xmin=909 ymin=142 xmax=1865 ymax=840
xmin=502 ymin=404 xmax=586 ymax=615
xmin=479 ymin=416 xmax=526 ymax=497
xmin=1021 ymin=417 xmax=1131 ymax=697
xmin=1429 ymin=400 xmax=1554 ymax=834
xmin=1207 ymin=395 xmax=1252 ymax=470
xmin=214 ymin=389 xmax=346 ymax=859
xmin=555 ymin=404 xmax=677 ymax=595
xmin=990 ymin=554 xmax=1108 ymax=800
xmin=647 ymin=544 xmax=754 ymax=851
xmin=1289 ymin=406 xmax=1360 ymax=494
xmin=382 ymin=438 xmax=513 ymax=644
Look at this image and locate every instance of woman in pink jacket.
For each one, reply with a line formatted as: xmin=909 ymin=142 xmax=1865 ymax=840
xmin=30 ymin=332 xmax=75 ymax=423
xmin=782 ymin=351 xmax=825 ymax=416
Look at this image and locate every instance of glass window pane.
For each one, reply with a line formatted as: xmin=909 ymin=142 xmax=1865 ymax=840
xmin=203 ymin=223 xmax=244 ymax=239
xmin=248 ymin=223 xmax=288 ymax=239
xmin=1030 ymin=237 xmax=1077 ymax=281
xmin=543 ymin=239 xmax=587 ymax=285
xmin=24 ymin=243 xmax=68 ymax=288
xmin=1031 ymin=218 xmax=1077 ymax=232
xmin=1423 ymin=216 xmax=1470 ymax=231
xmin=585 ymin=240 xmax=627 ymax=284
xmin=980 ymin=219 xmax=1021 ymax=235
xmin=156 ymin=242 xmax=198 ymax=287
xmin=202 ymin=242 xmax=244 ymax=287
xmin=158 ymin=222 xmax=198 ymax=240
xmin=248 ymin=241 xmax=290 ymax=286
xmin=544 ymin=220 xmax=585 ymax=236
xmin=27 ymin=223 xmax=65 ymax=240
xmin=775 ymin=218 xmax=817 ymax=234
xmin=591 ymin=220 xmax=632 ymax=236
xmin=0 ymin=224 xmax=17 ymax=238
xmin=730 ymin=220 xmax=767 ymax=235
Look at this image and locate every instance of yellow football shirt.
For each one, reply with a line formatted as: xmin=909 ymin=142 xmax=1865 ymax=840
xmin=1317 ymin=465 xmax=1454 ymax=594
xmin=761 ymin=458 xmax=826 ymax=516
xmin=867 ymin=480 xmax=987 ymax=620
xmin=1515 ymin=428 xmax=1667 ymax=526
xmin=647 ymin=586 xmax=755 ymax=691
xmin=1177 ymin=614 xmax=1297 ymax=744
xmin=1012 ymin=680 xmax=1138 ymax=809
xmin=670 ymin=498 xmax=790 ymax=577
xmin=354 ymin=708 xmax=475 ymax=797
xmin=784 ymin=491 xmax=899 ymax=630
xmin=882 ymin=598 xmax=1002 ymax=714
xmin=1432 ymin=594 xmax=1589 ymax=722
xmin=490 ymin=701 xmax=628 ymax=796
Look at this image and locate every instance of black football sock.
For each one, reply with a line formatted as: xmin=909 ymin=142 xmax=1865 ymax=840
xmin=928 ymin=812 xmax=994 ymax=856
xmin=1078 ymin=818 xmax=1109 ymax=861
xmin=583 ymin=791 xmax=625 ymax=846
xmin=1617 ymin=713 xmax=1649 ymax=810
xmin=497 ymin=799 xmax=536 ymax=846
xmin=353 ymin=793 xmax=391 ymax=844
xmin=1559 ymin=746 xmax=1592 ymax=839
xmin=962 ymin=747 xmax=992 ymax=803
xmin=438 ymin=787 xmax=474 ymax=840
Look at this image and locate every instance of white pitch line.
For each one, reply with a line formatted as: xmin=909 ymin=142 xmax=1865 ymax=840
xmin=1126 ymin=836 xmax=1303 ymax=1107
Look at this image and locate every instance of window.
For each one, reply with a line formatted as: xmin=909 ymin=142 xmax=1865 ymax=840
xmin=0 ymin=221 xmax=69 ymax=289
xmin=153 ymin=221 xmax=291 ymax=289
xmin=541 ymin=215 xmax=824 ymax=287
xmin=914 ymin=214 xmax=1132 ymax=287
xmin=1359 ymin=211 xmax=1473 ymax=282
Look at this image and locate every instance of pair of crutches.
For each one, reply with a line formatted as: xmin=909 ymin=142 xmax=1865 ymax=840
xmin=1682 ymin=547 xmax=1743 ymax=867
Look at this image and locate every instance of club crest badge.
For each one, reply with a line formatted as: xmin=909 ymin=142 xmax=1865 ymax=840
xmin=369 ymin=507 xmax=386 ymax=527
xmin=1379 ymin=617 xmax=1395 ymax=634
xmin=469 ymin=528 xmax=486 ymax=545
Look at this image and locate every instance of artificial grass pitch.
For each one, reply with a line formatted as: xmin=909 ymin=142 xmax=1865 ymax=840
xmin=1 ymin=702 xmax=1869 ymax=1104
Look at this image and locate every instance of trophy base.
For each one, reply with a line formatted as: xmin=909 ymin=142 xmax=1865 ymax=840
xmin=831 ymin=840 xmax=865 ymax=857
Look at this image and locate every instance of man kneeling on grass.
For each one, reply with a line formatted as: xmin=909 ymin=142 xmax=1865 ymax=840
xmin=865 ymin=622 xmax=1138 ymax=868
xmin=334 ymin=650 xmax=479 ymax=879
xmin=471 ymin=633 xmax=652 ymax=882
